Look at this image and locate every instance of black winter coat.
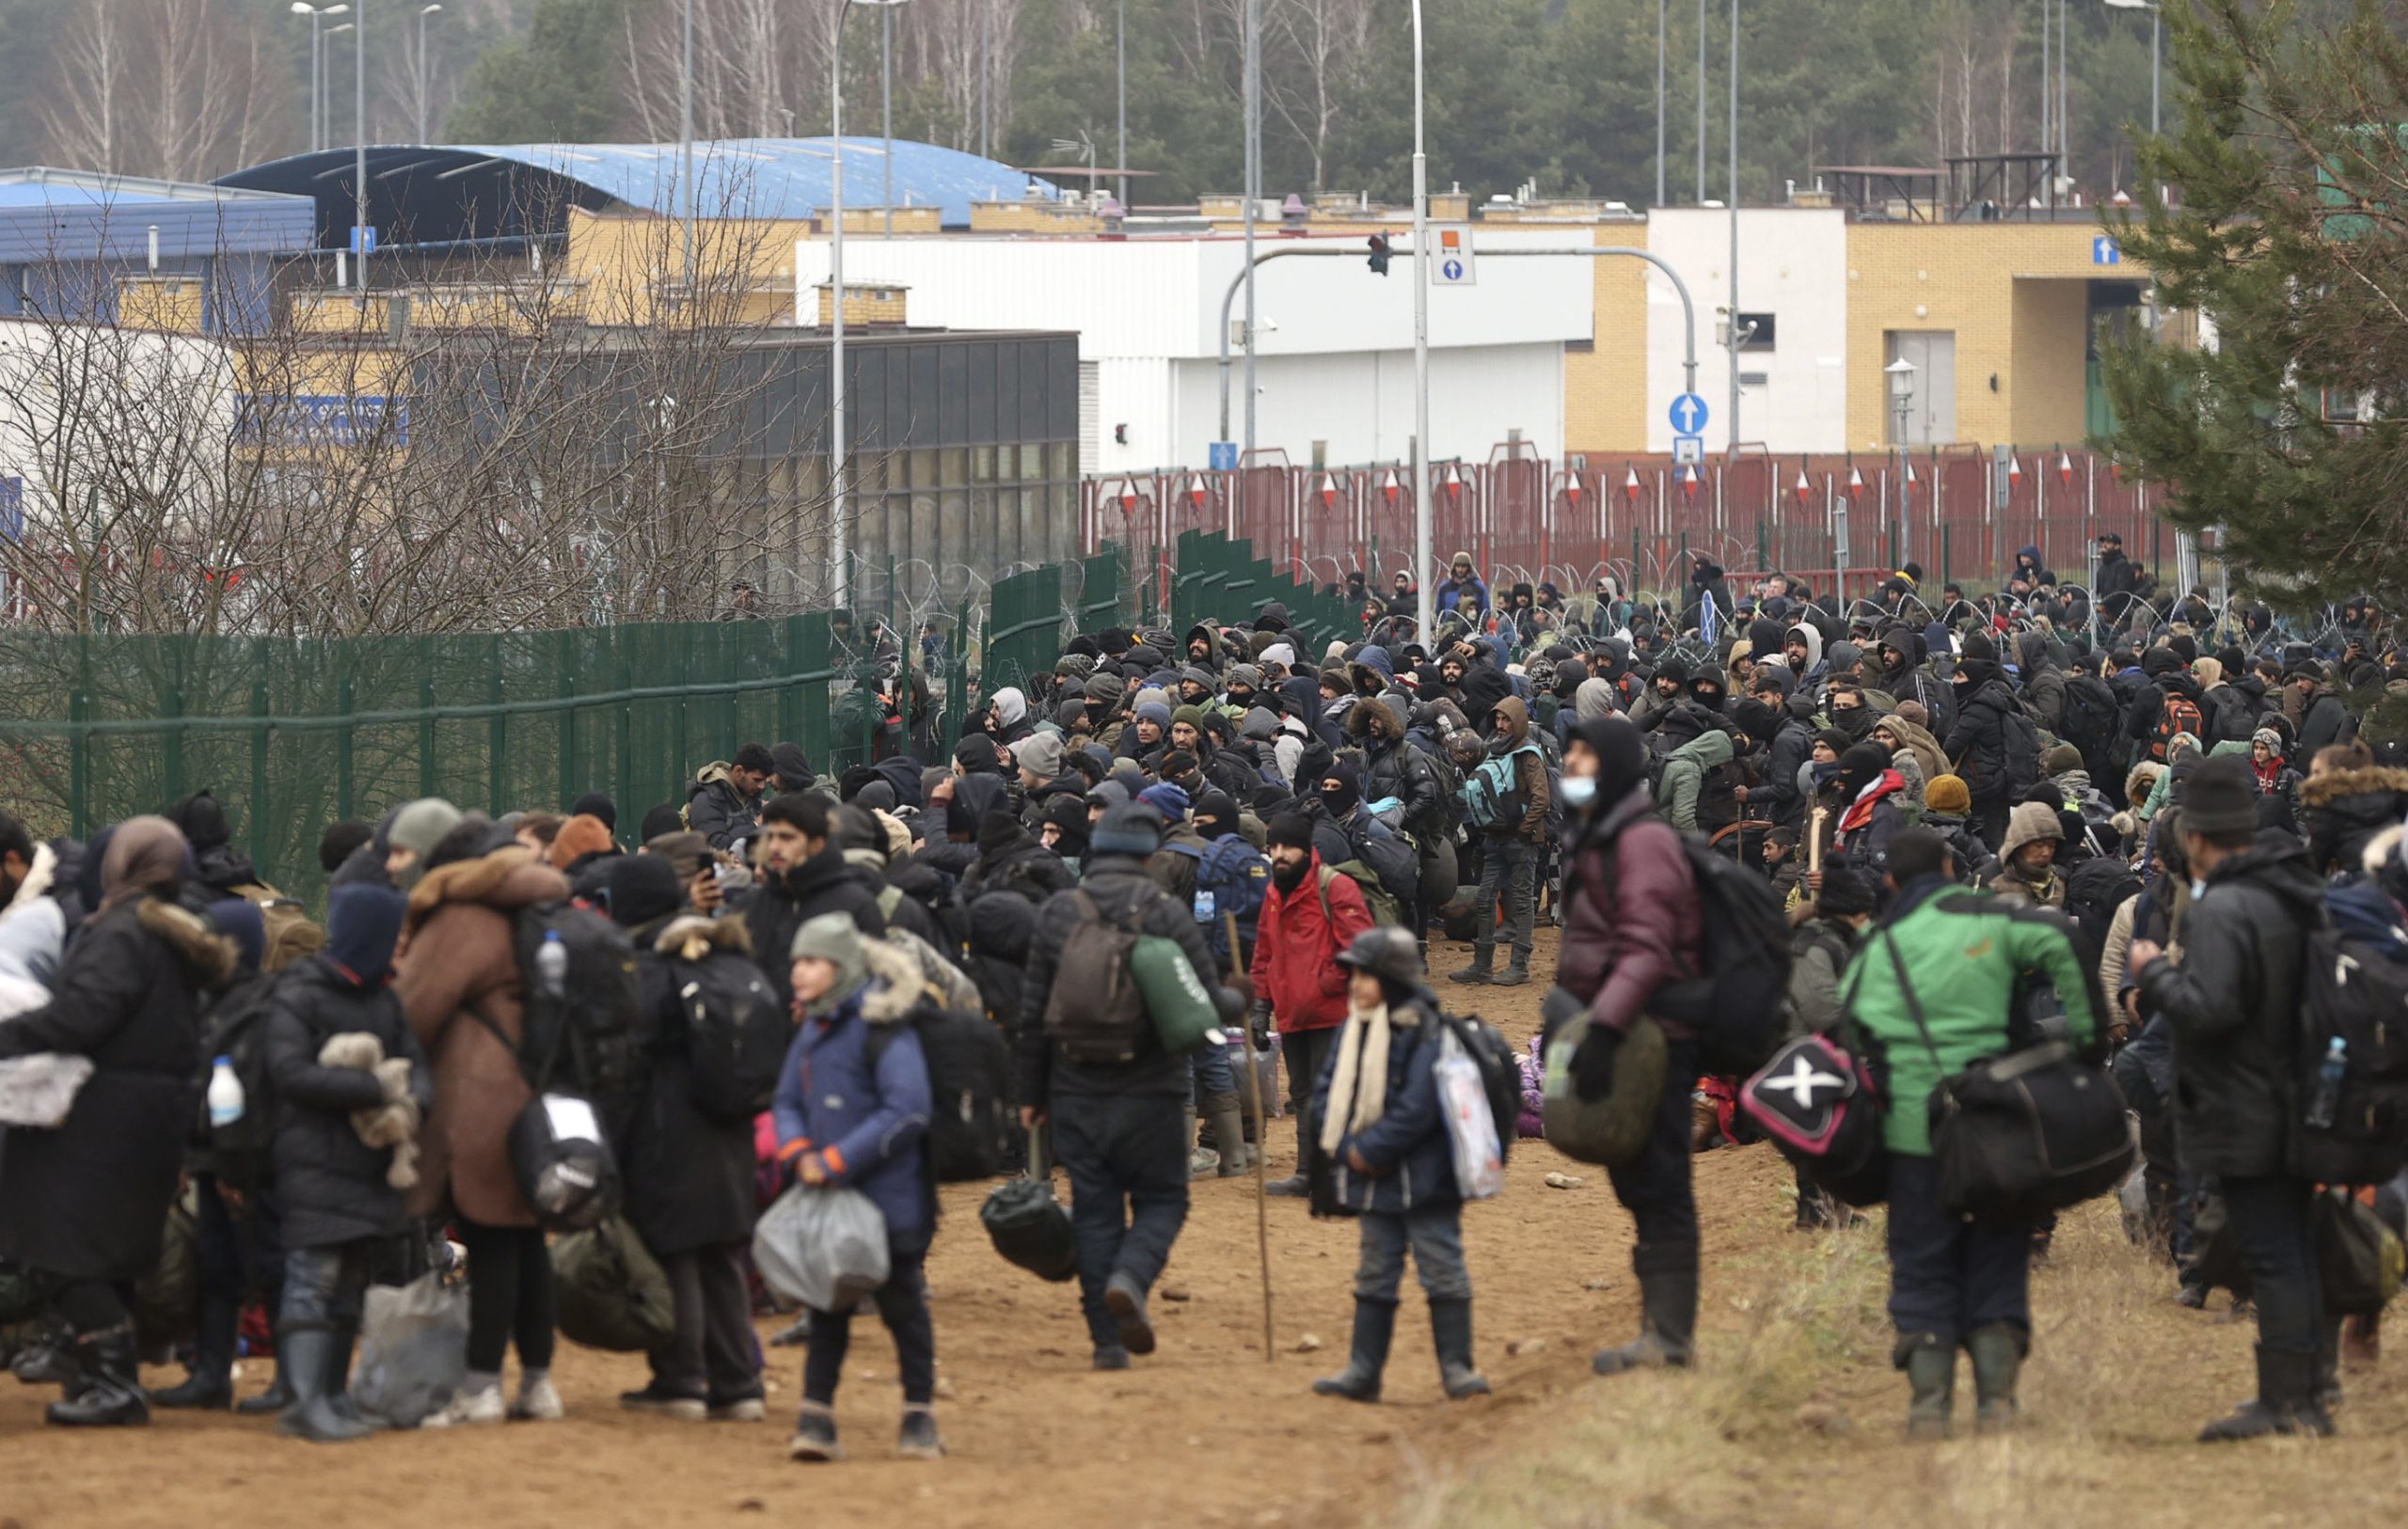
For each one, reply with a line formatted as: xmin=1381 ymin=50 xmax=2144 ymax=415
xmin=2297 ymin=687 xmax=2358 ymax=759
xmin=1354 ymin=725 xmax=1444 ymax=841
xmin=0 ymin=897 xmax=233 ymax=1280
xmin=1942 ymin=677 xmax=2027 ymax=805
xmin=2016 ymin=634 xmax=2066 ymax=733
xmin=746 ymin=845 xmax=890 ymax=1009
xmin=2137 ymin=831 xmax=2324 ymax=1178
xmin=1756 ymin=717 xmax=1814 ymax=829
xmin=262 ymin=956 xmax=435 ymax=1250
xmin=688 ymin=777 xmax=764 ymax=853
xmin=619 ymin=917 xmax=762 ymax=1256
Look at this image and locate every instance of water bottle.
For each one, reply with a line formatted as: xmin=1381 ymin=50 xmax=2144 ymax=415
xmin=535 ymin=929 xmax=569 ymax=1002
xmin=1195 ymin=889 xmax=1217 ymax=924
xmin=207 ymin=1056 xmax=245 ymax=1129
xmin=2305 ymin=1036 xmax=2348 ymax=1130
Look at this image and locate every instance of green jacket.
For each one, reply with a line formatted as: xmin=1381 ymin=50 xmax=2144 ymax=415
xmin=1840 ymin=878 xmax=2103 ymax=1157
xmin=1654 ymin=729 xmax=1734 ymax=834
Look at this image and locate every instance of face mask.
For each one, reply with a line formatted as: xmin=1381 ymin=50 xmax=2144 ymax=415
xmin=1560 ymin=775 xmax=1598 ymax=811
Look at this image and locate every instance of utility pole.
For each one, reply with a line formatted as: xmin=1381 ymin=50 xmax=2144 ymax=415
xmin=1411 ymin=0 xmax=1432 ymax=641
xmin=1725 ymin=0 xmax=1738 ymax=455
xmin=1655 ymin=0 xmax=1666 ymax=207
xmin=1694 ymin=0 xmax=1705 ymax=202
xmin=1242 ymin=0 xmax=1259 ymax=462
xmin=354 ymin=0 xmax=368 ymax=292
xmin=1117 ymin=0 xmax=1129 ymax=209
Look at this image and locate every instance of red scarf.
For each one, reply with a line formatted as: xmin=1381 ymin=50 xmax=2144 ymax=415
xmin=2253 ymin=755 xmax=2282 ymax=795
xmin=1835 ymin=770 xmax=1904 ymax=843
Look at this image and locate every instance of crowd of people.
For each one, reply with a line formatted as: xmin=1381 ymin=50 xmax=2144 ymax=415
xmin=0 ymin=539 xmax=2402 ymax=1461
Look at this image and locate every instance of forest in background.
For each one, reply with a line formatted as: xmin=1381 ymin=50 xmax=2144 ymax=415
xmin=0 ymin=0 xmax=2228 ymax=208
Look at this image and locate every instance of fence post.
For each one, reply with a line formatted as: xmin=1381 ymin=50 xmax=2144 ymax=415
xmin=486 ymin=634 xmax=506 ymax=816
xmin=556 ymin=628 xmax=578 ymax=811
xmin=162 ymin=641 xmax=184 ymax=806
xmin=417 ymin=636 xmax=436 ymax=800
xmin=249 ymin=638 xmax=270 ymax=876
xmin=336 ymin=665 xmax=356 ymax=825
xmin=616 ymin=630 xmax=635 ymax=832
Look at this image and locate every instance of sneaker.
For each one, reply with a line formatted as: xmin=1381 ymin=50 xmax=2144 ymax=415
xmin=768 ymin=1317 xmax=811 ymax=1348
xmin=896 ymin=1405 xmax=944 ymax=1460
xmin=1262 ymin=1174 xmax=1308 ymax=1198
xmin=509 ymin=1378 xmax=564 ymax=1422
xmin=421 ymin=1385 xmax=506 ymax=1429
xmin=708 ymin=1396 xmax=768 ymax=1423
xmin=620 ymin=1386 xmax=707 ymax=1422
xmin=787 ymin=1402 xmax=843 ymax=1462
xmin=1187 ymin=1146 xmax=1222 ymax=1180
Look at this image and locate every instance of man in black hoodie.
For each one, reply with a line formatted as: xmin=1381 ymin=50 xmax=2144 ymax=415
xmin=2133 ymin=756 xmax=2331 ymax=1442
xmin=1943 ymin=636 xmax=2036 ymax=849
xmin=746 ymin=795 xmax=888 ymax=1011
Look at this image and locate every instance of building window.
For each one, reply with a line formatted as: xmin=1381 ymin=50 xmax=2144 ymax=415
xmin=1735 ymin=312 xmax=1776 ymax=351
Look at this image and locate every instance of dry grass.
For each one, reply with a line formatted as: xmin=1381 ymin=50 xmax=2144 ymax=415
xmin=1391 ymin=1154 xmax=2408 ymax=1529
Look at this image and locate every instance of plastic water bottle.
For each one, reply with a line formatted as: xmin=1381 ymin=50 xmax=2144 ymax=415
xmin=207 ymin=1056 xmax=245 ymax=1129
xmin=2305 ymin=1036 xmax=2348 ymax=1130
xmin=535 ymin=929 xmax=569 ymax=1002
xmin=1195 ymin=889 xmax=1217 ymax=924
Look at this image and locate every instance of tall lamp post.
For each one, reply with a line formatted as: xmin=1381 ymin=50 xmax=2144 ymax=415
xmin=416 ymin=4 xmax=442 ymax=142
xmin=829 ymin=0 xmax=911 ymax=610
xmin=2100 ymin=0 xmax=2160 ymax=140
xmin=292 ymin=4 xmax=348 ymax=154
xmin=1410 ymin=0 xmax=1432 ymax=642
xmin=1886 ymin=355 xmax=1915 ymax=565
xmin=1724 ymin=0 xmax=1738 ymax=455
xmin=350 ymin=0 xmax=367 ymax=292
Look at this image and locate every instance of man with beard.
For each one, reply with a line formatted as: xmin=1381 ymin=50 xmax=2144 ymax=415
xmin=1252 ymin=814 xmax=1375 ymax=1195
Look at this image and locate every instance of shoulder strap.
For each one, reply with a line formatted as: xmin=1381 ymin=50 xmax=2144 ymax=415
xmin=464 ymin=998 xmax=552 ymax=1093
xmin=1881 ymin=930 xmax=1947 ymax=1075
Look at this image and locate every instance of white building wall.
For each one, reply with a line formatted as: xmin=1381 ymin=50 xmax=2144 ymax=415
xmin=1642 ymin=208 xmax=1848 ymax=454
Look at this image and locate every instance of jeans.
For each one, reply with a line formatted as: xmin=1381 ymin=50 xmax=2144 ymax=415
xmin=650 ymin=1242 xmax=762 ymax=1404
xmin=1281 ymin=1026 xmax=1339 ymax=1123
xmin=457 ymin=1220 xmax=556 ymax=1375
xmin=1474 ymin=837 xmax=1539 ymax=965
xmin=1354 ymin=1203 xmax=1470 ymax=1303
xmin=1188 ymin=1039 xmax=1237 ymax=1101
xmin=1052 ymin=1090 xmax=1190 ymax=1349
xmin=1605 ymin=1037 xmax=1702 ymax=1251
xmin=280 ymin=1242 xmax=370 ymax=1328
xmin=802 ymin=1237 xmax=934 ymax=1407
xmin=2221 ymin=1174 xmax=2323 ymax=1356
xmin=1885 ymin=1154 xmax=2033 ymax=1349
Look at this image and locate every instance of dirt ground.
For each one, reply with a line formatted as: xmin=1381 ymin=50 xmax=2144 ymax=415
xmin=8 ymin=927 xmax=2407 ymax=1529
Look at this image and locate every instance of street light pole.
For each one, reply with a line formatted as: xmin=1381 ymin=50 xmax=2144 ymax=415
xmin=1242 ymin=0 xmax=1260 ymax=469
xmin=416 ymin=4 xmax=441 ymax=141
xmin=1887 ymin=355 xmax=1915 ymax=566
xmin=1117 ymin=0 xmax=1129 ymax=209
xmin=679 ymin=0 xmax=694 ymax=295
xmin=1411 ymin=0 xmax=1431 ymax=642
xmin=1655 ymin=0 xmax=1666 ymax=207
xmin=354 ymin=0 xmax=368 ymax=291
xmin=1694 ymin=0 xmax=1705 ymax=202
xmin=880 ymin=2 xmax=893 ymax=236
xmin=829 ymin=0 xmax=911 ymax=610
xmin=1725 ymin=0 xmax=1738 ymax=455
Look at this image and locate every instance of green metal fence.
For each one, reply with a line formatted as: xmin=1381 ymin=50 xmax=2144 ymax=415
xmin=1171 ymin=530 xmax=1358 ymax=660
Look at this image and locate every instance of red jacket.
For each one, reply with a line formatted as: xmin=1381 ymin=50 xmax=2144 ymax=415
xmin=1555 ymin=787 xmax=1702 ymax=1037
xmin=1250 ymin=854 xmax=1373 ymax=1034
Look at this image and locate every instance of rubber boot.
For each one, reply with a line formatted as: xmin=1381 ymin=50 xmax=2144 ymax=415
xmin=1311 ymin=1298 xmax=1395 ymax=1402
xmin=325 ymin=1316 xmax=370 ymax=1429
xmin=45 ymin=1325 xmax=148 ymax=1427
xmin=237 ymin=1341 xmax=295 ymax=1416
xmin=1430 ymin=1298 xmax=1491 ymax=1398
xmin=1491 ymin=955 xmax=1531 ymax=988
xmin=1185 ymin=1104 xmax=1220 ymax=1180
xmin=2199 ymin=1347 xmax=2330 ymax=1442
xmin=1965 ymin=1323 xmax=2024 ymax=1434
xmin=1449 ymin=946 xmax=1494 ymax=986
xmin=1207 ymin=1094 xmax=1250 ymax=1177
xmin=2313 ymin=1319 xmax=2344 ymax=1416
xmin=274 ymin=1324 xmax=372 ymax=1442
xmin=1592 ymin=1240 xmax=1698 ymax=1376
xmin=152 ymin=1293 xmax=238 ymax=1410
xmin=1901 ymin=1334 xmax=1955 ymax=1441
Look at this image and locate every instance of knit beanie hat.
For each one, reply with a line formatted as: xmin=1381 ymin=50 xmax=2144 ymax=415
xmin=2181 ymin=754 xmax=2261 ymax=837
xmin=570 ymin=791 xmax=619 ymax=830
xmin=1014 ymin=731 xmax=1066 ymax=781
xmin=1134 ymin=701 xmax=1173 ymax=730
xmin=1265 ymin=812 xmax=1317 ymax=851
xmin=1568 ymin=716 xmax=1649 ymax=807
xmin=1089 ymin=802 xmax=1166 ymax=857
xmin=1171 ymin=703 xmax=1211 ymax=735
xmin=1924 ymin=774 xmax=1972 ymax=815
xmin=1816 ymin=867 xmax=1878 ymax=918
xmin=548 ymin=812 xmax=615 ymax=871
xmin=955 ymin=733 xmax=1004 ymax=776
xmin=388 ymin=797 xmax=465 ymax=859
xmin=1138 ymin=781 xmax=1192 ymax=822
xmin=604 ymin=854 xmax=686 ymax=929
xmin=205 ymin=897 xmax=266 ymax=977
xmin=787 ymin=912 xmax=869 ymax=1017
xmin=325 ymin=883 xmax=409 ymax=985
xmin=2251 ymin=727 xmax=2284 ymax=754
xmin=2042 ymin=743 xmax=2084 ymax=777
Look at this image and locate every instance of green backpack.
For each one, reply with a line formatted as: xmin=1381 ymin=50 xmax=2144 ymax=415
xmin=1319 ymin=862 xmax=1402 ymax=928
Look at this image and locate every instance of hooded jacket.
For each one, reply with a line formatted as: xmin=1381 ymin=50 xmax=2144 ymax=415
xmin=1557 ymin=786 xmax=1702 ymax=1036
xmin=262 ymin=954 xmax=436 ymax=1250
xmin=2301 ymin=764 xmax=2408 ymax=879
xmin=1943 ymin=670 xmax=2029 ymax=804
xmin=2137 ymin=831 xmax=2325 ymax=1176
xmin=1484 ymin=696 xmax=1552 ymax=843
xmin=2015 ymin=631 xmax=2067 ymax=733
xmin=771 ymin=938 xmax=936 ymax=1237
xmin=1654 ymin=728 xmax=1734 ymax=834
xmin=1349 ymin=696 xmax=1445 ymax=839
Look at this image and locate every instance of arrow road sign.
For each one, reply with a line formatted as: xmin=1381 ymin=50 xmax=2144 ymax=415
xmin=2093 ymin=235 xmax=2120 ymax=265
xmin=1431 ymin=226 xmax=1477 ymax=286
xmin=1669 ymin=392 xmax=1710 ymax=435
xmin=1208 ymin=441 xmax=1239 ymax=471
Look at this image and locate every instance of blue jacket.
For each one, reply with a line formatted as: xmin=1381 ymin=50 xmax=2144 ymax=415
xmin=1307 ymin=1001 xmax=1461 ymax=1213
xmin=1438 ymin=575 xmax=1489 ymax=618
xmin=772 ymin=942 xmax=935 ymax=1236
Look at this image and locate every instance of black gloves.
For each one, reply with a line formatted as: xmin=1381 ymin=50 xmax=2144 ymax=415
xmin=1571 ymin=1024 xmax=1622 ymax=1104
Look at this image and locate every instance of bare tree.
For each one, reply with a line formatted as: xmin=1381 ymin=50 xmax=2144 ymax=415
xmin=40 ymin=0 xmax=285 ymax=181
xmin=1260 ymin=0 xmax=1372 ymax=192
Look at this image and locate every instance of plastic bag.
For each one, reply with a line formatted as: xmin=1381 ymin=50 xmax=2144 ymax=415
xmin=1435 ymin=1027 xmax=1505 ymax=1201
xmin=752 ymin=1184 xmax=890 ymax=1314
xmin=0 ymin=1054 xmax=93 ymax=1127
xmin=354 ymin=1269 xmax=469 ymax=1428
xmin=553 ymin=1216 xmax=676 ymax=1352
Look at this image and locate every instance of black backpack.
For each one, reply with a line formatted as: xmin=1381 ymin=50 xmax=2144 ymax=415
xmin=199 ymin=974 xmax=279 ymax=1190
xmin=2066 ymin=858 xmax=2142 ymax=965
xmin=509 ymin=901 xmax=644 ymax=1123
xmin=1629 ymin=832 xmax=1793 ymax=1078
xmin=1039 ymin=891 xmax=1150 ymax=1064
xmin=671 ymin=949 xmax=788 ymax=1125
xmin=2291 ymin=920 xmax=2408 ymax=1185
xmin=1437 ymin=1011 xmax=1519 ymax=1164
xmin=870 ymin=1001 xmax=1012 ymax=1183
xmin=2001 ymin=707 xmax=2042 ymax=801
xmin=2058 ymin=675 xmax=2121 ymax=770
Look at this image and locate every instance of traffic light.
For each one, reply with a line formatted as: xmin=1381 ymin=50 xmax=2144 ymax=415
xmin=1367 ymin=234 xmax=1391 ymax=276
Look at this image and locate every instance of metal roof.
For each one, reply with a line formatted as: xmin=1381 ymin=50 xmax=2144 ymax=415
xmin=214 ymin=138 xmax=1056 ymax=249
xmin=0 ymin=166 xmax=317 ymax=263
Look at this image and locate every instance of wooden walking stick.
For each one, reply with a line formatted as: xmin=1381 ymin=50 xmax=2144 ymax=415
xmin=1226 ymin=909 xmax=1274 ymax=1362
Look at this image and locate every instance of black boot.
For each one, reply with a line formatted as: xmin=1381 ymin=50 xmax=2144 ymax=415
xmin=1592 ymin=1240 xmax=1698 ymax=1375
xmin=1430 ymin=1298 xmax=1490 ymax=1399
xmin=2199 ymin=1347 xmax=2331 ymax=1442
xmin=1900 ymin=1334 xmax=1955 ymax=1441
xmin=236 ymin=1341 xmax=294 ymax=1417
xmin=2313 ymin=1318 xmax=2343 ymax=1416
xmin=325 ymin=1316 xmax=371 ymax=1429
xmin=153 ymin=1294 xmax=238 ymax=1409
xmin=45 ymin=1325 xmax=148 ymax=1427
xmin=1965 ymin=1323 xmax=2024 ymax=1434
xmin=274 ymin=1323 xmax=372 ymax=1442
xmin=1311 ymin=1299 xmax=1395 ymax=1402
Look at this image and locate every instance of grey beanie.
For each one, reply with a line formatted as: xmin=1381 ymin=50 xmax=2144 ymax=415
xmin=388 ymin=797 xmax=465 ymax=858
xmin=1015 ymin=731 xmax=1066 ymax=780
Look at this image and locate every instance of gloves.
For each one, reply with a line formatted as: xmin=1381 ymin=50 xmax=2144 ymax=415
xmin=1247 ymin=999 xmax=1274 ymax=1051
xmin=1570 ymin=1024 xmax=1622 ymax=1104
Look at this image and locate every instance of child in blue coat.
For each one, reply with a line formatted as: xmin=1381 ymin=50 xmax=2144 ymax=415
xmin=1307 ymin=927 xmax=1490 ymax=1404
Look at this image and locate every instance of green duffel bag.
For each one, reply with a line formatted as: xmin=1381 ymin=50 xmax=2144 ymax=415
xmin=1130 ymin=933 xmax=1225 ymax=1055
xmin=553 ymin=1216 xmax=677 ymax=1352
xmin=1540 ymin=990 xmax=1667 ymax=1167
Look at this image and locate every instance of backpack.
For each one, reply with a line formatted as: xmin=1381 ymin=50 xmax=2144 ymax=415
xmin=2058 ymin=675 xmax=2121 ymax=770
xmin=2204 ymin=687 xmax=2258 ymax=747
xmin=200 ymin=975 xmax=279 ymax=1190
xmin=868 ymin=1001 xmax=1013 ymax=1183
xmin=2148 ymin=688 xmax=2204 ymax=763
xmin=1344 ymin=820 xmax=1421 ymax=909
xmin=2065 ymin=857 xmax=2141 ymax=963
xmin=2290 ymin=912 xmax=2408 ymax=1185
xmin=233 ymin=884 xmax=324 ymax=973
xmin=1436 ymin=1010 xmax=1519 ymax=1166
xmin=1461 ymin=742 xmax=1539 ymax=832
xmin=1619 ymin=832 xmax=1793 ymax=1078
xmin=1166 ymin=836 xmax=1272 ymax=967
xmin=1419 ymin=740 xmax=1465 ymax=830
xmin=506 ymin=902 xmax=645 ymax=1121
xmin=1039 ymin=890 xmax=1151 ymax=1064
xmin=680 ymin=763 xmax=733 ymax=828
xmin=2001 ymin=706 xmax=2042 ymax=800
xmin=1320 ymin=861 xmax=1403 ymax=929
xmin=670 ymin=948 xmax=788 ymax=1124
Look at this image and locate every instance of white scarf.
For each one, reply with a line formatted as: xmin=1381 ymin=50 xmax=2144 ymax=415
xmin=1319 ymin=1001 xmax=1402 ymax=1155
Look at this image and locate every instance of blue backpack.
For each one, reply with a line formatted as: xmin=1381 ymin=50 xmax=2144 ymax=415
xmin=1166 ymin=835 xmax=1272 ymax=968
xmin=1461 ymin=743 xmax=1540 ymax=831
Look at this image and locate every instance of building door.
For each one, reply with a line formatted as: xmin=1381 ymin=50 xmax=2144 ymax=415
xmin=1883 ymin=330 xmax=1956 ymax=445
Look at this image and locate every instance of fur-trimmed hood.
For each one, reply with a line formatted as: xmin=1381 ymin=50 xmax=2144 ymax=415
xmin=858 ymin=936 xmax=932 ymax=1023
xmin=654 ymin=913 xmax=753 ymax=961
xmin=2300 ymin=765 xmax=2408 ymax=810
xmin=135 ymin=895 xmax=239 ymax=985
xmin=404 ymin=844 xmax=568 ymax=933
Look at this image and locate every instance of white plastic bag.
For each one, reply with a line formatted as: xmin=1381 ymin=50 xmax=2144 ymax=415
xmin=752 ymin=1184 xmax=891 ymax=1314
xmin=354 ymin=1269 xmax=469 ymax=1428
xmin=1435 ymin=1028 xmax=1505 ymax=1202
xmin=0 ymin=1054 xmax=94 ymax=1127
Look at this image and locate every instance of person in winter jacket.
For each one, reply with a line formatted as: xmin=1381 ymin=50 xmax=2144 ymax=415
xmin=1655 ymin=728 xmax=1735 ymax=834
xmin=1870 ymin=715 xmax=1940 ymax=822
xmin=775 ymin=914 xmax=943 ymax=1463
xmin=0 ymin=817 xmax=236 ymax=1427
xmin=690 ymin=744 xmax=774 ymax=853
xmin=1943 ymin=645 xmax=2031 ymax=849
xmin=2299 ymin=741 xmax=2408 ymax=879
xmin=1254 ymin=813 xmax=1376 ymax=1168
xmin=1827 ymin=742 xmax=1910 ymax=881
xmin=2288 ymin=663 xmax=2357 ymax=759
xmin=1845 ymin=827 xmax=2103 ymax=1439
xmin=747 ymin=795 xmax=890 ymax=1013
xmin=1985 ymin=802 xmax=2067 ymax=909
xmin=1308 ymin=928 xmax=1490 ymax=1405
xmin=1918 ymin=774 xmax=1988 ymax=875
xmin=1451 ymin=696 xmax=1549 ymax=987
xmin=1435 ymin=552 xmax=1489 ymax=619
xmin=263 ymin=884 xmax=432 ymax=1442
xmin=2246 ymin=729 xmax=2305 ymax=832
xmin=1554 ymin=716 xmax=1707 ymax=1379
xmin=2132 ymin=757 xmax=2333 ymax=1441
xmin=609 ymin=857 xmax=767 ymax=1426
xmin=1351 ymin=692 xmax=1446 ymax=843
xmin=394 ymin=818 xmax=571 ymax=1427
xmin=2014 ymin=632 xmax=2066 ymax=734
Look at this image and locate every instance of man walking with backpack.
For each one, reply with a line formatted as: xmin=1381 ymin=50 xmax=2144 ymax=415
xmin=1452 ymin=698 xmax=1549 ymax=988
xmin=2131 ymin=755 xmax=2332 ymax=1441
xmin=1017 ymin=805 xmax=1249 ymax=1369
xmin=1252 ymin=813 xmax=1375 ymax=1196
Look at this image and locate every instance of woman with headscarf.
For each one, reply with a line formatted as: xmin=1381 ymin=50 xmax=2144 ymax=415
xmin=0 ymin=816 xmax=236 ymax=1427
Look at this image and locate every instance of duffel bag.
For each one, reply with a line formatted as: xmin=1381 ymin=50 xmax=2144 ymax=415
xmin=1129 ymin=933 xmax=1224 ymax=1055
xmin=1740 ymin=1030 xmax=1890 ymax=1207
xmin=978 ymin=1125 xmax=1077 ymax=1282
xmin=552 ymin=1215 xmax=676 ymax=1352
xmin=1536 ymin=985 xmax=1666 ymax=1167
xmin=508 ymin=1090 xmax=622 ymax=1234
xmin=2316 ymin=1188 xmax=2406 ymax=1317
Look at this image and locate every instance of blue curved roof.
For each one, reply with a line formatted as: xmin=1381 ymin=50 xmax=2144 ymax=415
xmin=214 ymin=138 xmax=1054 ymax=248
